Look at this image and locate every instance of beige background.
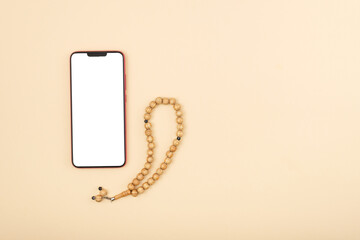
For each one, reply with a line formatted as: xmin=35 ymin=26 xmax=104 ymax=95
xmin=1 ymin=0 xmax=360 ymax=239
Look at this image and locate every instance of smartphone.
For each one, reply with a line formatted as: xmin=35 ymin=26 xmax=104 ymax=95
xmin=70 ymin=51 xmax=126 ymax=168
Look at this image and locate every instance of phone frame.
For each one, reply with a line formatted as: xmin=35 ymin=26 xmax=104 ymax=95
xmin=70 ymin=50 xmax=127 ymax=168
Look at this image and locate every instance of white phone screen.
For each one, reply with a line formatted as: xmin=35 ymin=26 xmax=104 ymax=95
xmin=70 ymin=52 xmax=125 ymax=167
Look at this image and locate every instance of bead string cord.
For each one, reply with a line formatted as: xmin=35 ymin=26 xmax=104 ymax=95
xmin=92 ymin=97 xmax=183 ymax=202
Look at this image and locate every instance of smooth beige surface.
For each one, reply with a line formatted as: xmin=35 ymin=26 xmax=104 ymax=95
xmin=1 ymin=1 xmax=360 ymax=239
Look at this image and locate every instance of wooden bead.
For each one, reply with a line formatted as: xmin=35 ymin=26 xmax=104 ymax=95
xmin=153 ymin=173 xmax=160 ymax=180
xmin=95 ymin=195 xmax=102 ymax=202
xmin=99 ymin=189 xmax=108 ymax=196
xmin=133 ymin=178 xmax=140 ymax=186
xmin=144 ymin=162 xmax=151 ymax=169
xmin=131 ymin=189 xmax=138 ymax=197
xmin=166 ymin=151 xmax=173 ymax=158
xmin=149 ymin=101 xmax=157 ymax=108
xmin=137 ymin=173 xmax=144 ymax=181
xmin=145 ymin=122 xmax=152 ymax=129
xmin=156 ymin=168 xmax=163 ymax=175
xmin=165 ymin=158 xmax=172 ymax=164
xmin=148 ymin=142 xmax=155 ymax=149
xmin=144 ymin=113 xmax=151 ymax=120
xmin=145 ymin=129 xmax=152 ymax=136
xmin=128 ymin=183 xmax=135 ymax=190
xmin=169 ymin=98 xmax=176 ymax=105
xmin=141 ymin=168 xmax=149 ymax=175
xmin=176 ymin=111 xmax=182 ymax=117
xmin=148 ymin=178 xmax=155 ymax=185
xmin=177 ymin=130 xmax=183 ymax=137
xmin=145 ymin=106 xmax=152 ymax=113
xmin=147 ymin=136 xmax=154 ymax=143
xmin=147 ymin=149 xmax=153 ymax=156
xmin=147 ymin=156 xmax=154 ymax=163
xmin=174 ymin=103 xmax=181 ymax=111
xmin=160 ymin=163 xmax=168 ymax=170
xmin=143 ymin=182 xmax=150 ymax=189
xmin=173 ymin=139 xmax=180 ymax=146
xmin=176 ymin=117 xmax=183 ymax=124
xmin=162 ymin=98 xmax=169 ymax=104
xmin=177 ymin=124 xmax=184 ymax=130
xmin=137 ymin=187 xmax=145 ymax=194
xmin=170 ymin=145 xmax=177 ymax=152
xmin=155 ymin=97 xmax=163 ymax=104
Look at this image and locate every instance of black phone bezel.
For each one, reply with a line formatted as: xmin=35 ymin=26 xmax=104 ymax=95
xmin=70 ymin=51 xmax=127 ymax=168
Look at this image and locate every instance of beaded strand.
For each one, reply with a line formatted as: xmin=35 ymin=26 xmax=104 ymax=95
xmin=92 ymin=97 xmax=183 ymax=202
